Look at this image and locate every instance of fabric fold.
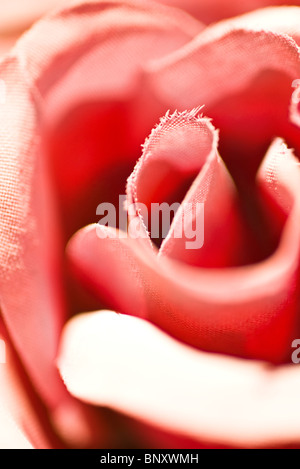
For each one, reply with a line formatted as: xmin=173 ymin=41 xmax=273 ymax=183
xmin=0 ymin=0 xmax=205 ymax=447
xmin=68 ymin=137 xmax=300 ymax=363
xmin=154 ymin=1 xmax=300 ymax=25
xmin=126 ymin=108 xmax=251 ymax=267
xmin=142 ymin=8 xmax=300 ymax=189
xmin=0 ymin=56 xmax=106 ymax=447
xmin=15 ymin=0 xmax=203 ymax=238
xmin=144 ymin=21 xmax=300 ymax=111
xmin=58 ymin=310 xmax=300 ymax=448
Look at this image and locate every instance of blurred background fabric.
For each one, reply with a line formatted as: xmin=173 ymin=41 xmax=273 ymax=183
xmin=0 ymin=0 xmax=65 ymax=57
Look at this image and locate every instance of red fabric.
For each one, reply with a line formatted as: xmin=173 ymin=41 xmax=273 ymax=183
xmin=0 ymin=0 xmax=300 ymax=449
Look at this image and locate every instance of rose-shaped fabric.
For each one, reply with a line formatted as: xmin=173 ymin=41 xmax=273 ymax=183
xmin=1 ymin=0 xmax=300 ymax=449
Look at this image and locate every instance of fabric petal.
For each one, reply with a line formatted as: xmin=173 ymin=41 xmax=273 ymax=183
xmin=14 ymin=0 xmax=203 ymax=239
xmin=145 ymin=8 xmax=300 ymax=111
xmin=0 ymin=324 xmax=52 ymax=448
xmin=154 ymin=1 xmax=300 ymax=25
xmin=0 ymin=57 xmax=106 ymax=447
xmin=16 ymin=0 xmax=202 ymax=123
xmin=68 ymin=138 xmax=300 ymax=363
xmin=144 ymin=7 xmax=300 ymax=192
xmin=126 ymin=108 xmax=269 ymax=267
xmin=0 ymin=404 xmax=33 ymax=449
xmin=0 ymin=57 xmax=66 ymax=406
xmin=0 ymin=0 xmax=65 ymax=35
xmin=0 ymin=0 xmax=203 ymax=445
xmin=0 ymin=0 xmax=65 ymax=58
xmin=58 ymin=310 xmax=300 ymax=448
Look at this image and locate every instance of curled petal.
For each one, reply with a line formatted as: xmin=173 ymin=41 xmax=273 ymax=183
xmin=126 ymin=109 xmax=251 ymax=266
xmin=68 ymin=138 xmax=300 ymax=363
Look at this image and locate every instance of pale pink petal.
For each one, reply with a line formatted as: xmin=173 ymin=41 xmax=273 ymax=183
xmin=0 ymin=0 xmax=66 ymax=57
xmin=58 ymin=310 xmax=300 ymax=448
xmin=0 ymin=329 xmax=32 ymax=449
xmin=0 ymin=38 xmax=19 ymax=58
xmin=0 ymin=404 xmax=33 ymax=449
xmin=0 ymin=0 xmax=66 ymax=34
xmin=154 ymin=1 xmax=300 ymax=25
